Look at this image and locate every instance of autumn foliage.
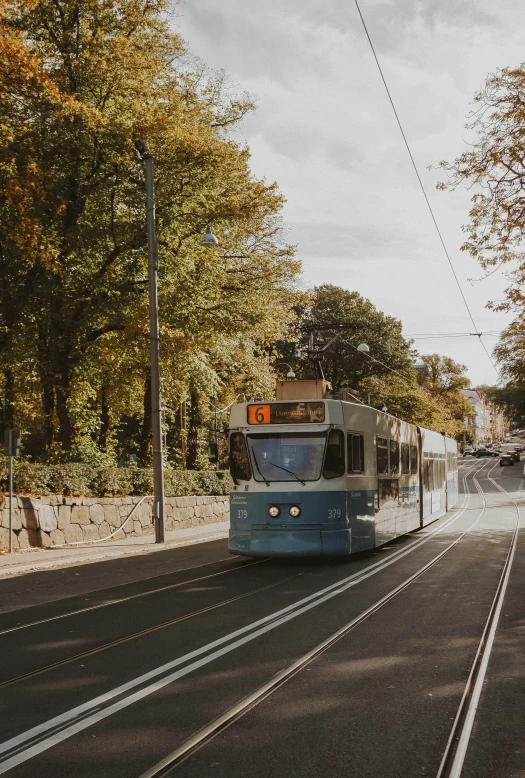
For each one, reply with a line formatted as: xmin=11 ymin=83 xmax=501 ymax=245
xmin=0 ymin=0 xmax=301 ymax=465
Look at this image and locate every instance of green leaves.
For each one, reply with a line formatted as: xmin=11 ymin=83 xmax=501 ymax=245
xmin=0 ymin=0 xmax=301 ymax=464
xmin=438 ymin=64 xmax=525 ymax=314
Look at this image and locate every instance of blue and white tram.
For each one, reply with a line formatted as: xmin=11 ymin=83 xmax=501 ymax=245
xmin=228 ymin=398 xmax=459 ymax=557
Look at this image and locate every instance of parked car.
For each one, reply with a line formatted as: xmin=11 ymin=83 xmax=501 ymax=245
xmin=463 ymin=446 xmax=474 ymax=456
xmin=500 ymin=453 xmax=515 ymax=467
xmin=473 ymin=447 xmax=498 ymax=458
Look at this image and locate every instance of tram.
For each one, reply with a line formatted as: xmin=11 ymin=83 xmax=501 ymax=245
xmin=228 ymin=381 xmax=459 ymax=557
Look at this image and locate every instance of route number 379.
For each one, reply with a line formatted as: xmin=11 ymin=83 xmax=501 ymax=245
xmin=236 ymin=510 xmax=248 ymax=519
xmin=327 ymin=508 xmax=341 ymax=519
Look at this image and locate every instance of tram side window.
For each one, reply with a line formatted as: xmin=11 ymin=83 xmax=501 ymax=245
xmin=433 ymin=458 xmax=442 ymax=489
xmin=410 ymin=445 xmax=418 ymax=475
xmin=390 ymin=440 xmax=400 ymax=475
xmin=347 ymin=433 xmax=365 ymax=474
xmin=424 ymin=454 xmax=434 ymax=491
xmin=229 ymin=433 xmax=252 ymax=483
xmin=377 ymin=437 xmax=389 ymax=475
xmin=401 ymin=443 xmax=410 ymax=474
xmin=324 ymin=429 xmax=345 ymax=479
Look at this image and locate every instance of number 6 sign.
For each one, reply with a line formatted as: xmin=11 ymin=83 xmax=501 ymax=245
xmin=247 ymin=404 xmax=271 ymax=424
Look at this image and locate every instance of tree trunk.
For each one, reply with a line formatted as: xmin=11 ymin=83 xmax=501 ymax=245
xmin=55 ymin=383 xmax=74 ymax=451
xmin=42 ymin=378 xmax=55 ymax=451
xmin=186 ymin=388 xmax=202 ymax=470
xmin=138 ymin=375 xmax=152 ymax=466
xmin=2 ymin=367 xmax=15 ymax=429
xmin=98 ymin=386 xmax=110 ymax=450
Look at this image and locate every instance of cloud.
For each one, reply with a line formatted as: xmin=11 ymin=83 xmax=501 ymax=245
xmin=174 ymin=0 xmax=524 ymax=385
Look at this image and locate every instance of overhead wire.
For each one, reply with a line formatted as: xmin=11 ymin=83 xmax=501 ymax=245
xmin=407 ymin=332 xmax=503 ymax=340
xmin=352 ymin=0 xmax=499 ymax=375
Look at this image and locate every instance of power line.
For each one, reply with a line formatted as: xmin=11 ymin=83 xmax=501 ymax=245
xmin=353 ymin=0 xmax=498 ymax=375
xmin=407 ymin=331 xmax=502 ymax=336
xmin=407 ymin=332 xmax=503 ymax=340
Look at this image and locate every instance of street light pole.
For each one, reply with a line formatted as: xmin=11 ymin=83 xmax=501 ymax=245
xmin=136 ymin=141 xmax=165 ymax=544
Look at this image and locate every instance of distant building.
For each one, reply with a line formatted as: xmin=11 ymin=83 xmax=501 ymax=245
xmin=461 ymin=389 xmax=506 ymax=446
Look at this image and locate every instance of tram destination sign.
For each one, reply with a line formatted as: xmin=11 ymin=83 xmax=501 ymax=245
xmin=247 ymin=402 xmax=325 ymax=425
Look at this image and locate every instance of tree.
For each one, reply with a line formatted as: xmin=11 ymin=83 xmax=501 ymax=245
xmin=360 ymin=373 xmax=469 ymax=437
xmin=279 ymin=285 xmax=416 ymax=390
xmin=438 ymin=64 xmax=525 ymax=313
xmin=416 ymin=354 xmax=470 ymax=395
xmin=487 ymin=332 xmax=525 ymax=427
xmin=0 ymin=0 xmax=301 ymax=464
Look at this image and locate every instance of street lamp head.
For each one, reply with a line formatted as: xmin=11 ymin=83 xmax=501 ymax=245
xmin=274 ymin=362 xmax=296 ymax=379
xmin=200 ymin=224 xmax=219 ymax=248
xmin=134 ymin=139 xmax=147 ymax=157
xmin=357 ymin=343 xmax=370 ymax=353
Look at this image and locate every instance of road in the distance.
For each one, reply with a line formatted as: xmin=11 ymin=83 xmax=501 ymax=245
xmin=0 ymin=458 xmax=522 ymax=778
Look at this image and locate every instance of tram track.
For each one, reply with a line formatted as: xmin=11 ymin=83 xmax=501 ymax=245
xmin=0 ymin=557 xmax=267 ymax=637
xmin=0 ymin=460 xmax=483 ymax=693
xmin=0 ymin=459 xmax=489 ymax=776
xmin=133 ymin=460 xmax=495 ymax=778
xmin=0 ymin=573 xmax=303 ymax=690
xmin=436 ymin=462 xmax=522 ymax=778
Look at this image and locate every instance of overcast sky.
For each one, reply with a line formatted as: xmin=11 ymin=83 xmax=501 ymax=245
xmin=175 ymin=0 xmax=524 ymax=387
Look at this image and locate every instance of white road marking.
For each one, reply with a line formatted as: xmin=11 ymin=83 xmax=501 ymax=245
xmin=440 ymin=462 xmax=521 ymax=778
xmin=0 ymin=466 xmax=482 ymax=773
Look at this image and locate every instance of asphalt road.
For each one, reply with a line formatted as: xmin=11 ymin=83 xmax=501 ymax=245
xmin=0 ymin=458 xmax=523 ymax=778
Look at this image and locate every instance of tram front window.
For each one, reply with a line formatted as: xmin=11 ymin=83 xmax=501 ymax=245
xmin=247 ymin=432 xmax=326 ymax=482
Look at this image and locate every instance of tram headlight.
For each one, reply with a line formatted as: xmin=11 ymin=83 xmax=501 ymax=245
xmin=289 ymin=505 xmax=301 ymax=518
xmin=268 ymin=505 xmax=280 ymax=517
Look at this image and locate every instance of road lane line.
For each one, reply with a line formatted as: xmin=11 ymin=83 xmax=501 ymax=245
xmin=135 ymin=468 xmax=491 ymax=778
xmin=437 ymin=461 xmax=521 ymax=778
xmin=0 ymin=465 xmax=484 ymax=772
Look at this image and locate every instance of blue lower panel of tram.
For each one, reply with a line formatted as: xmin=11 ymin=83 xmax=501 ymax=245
xmin=229 ymin=490 xmax=377 ymax=556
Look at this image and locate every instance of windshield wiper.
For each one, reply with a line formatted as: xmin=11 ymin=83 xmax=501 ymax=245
xmin=267 ymin=461 xmax=306 ymax=486
xmin=250 ymin=449 xmax=271 ymax=486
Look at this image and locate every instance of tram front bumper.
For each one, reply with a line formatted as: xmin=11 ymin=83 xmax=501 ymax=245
xmin=229 ymin=528 xmax=352 ymax=557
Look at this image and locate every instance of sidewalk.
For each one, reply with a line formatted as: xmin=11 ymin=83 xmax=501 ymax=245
xmin=0 ymin=521 xmax=230 ymax=578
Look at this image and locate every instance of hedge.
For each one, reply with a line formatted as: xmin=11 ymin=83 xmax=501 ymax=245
xmin=0 ymin=460 xmax=229 ymax=497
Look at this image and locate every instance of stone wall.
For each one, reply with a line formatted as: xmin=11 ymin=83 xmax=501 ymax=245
xmin=0 ymin=494 xmax=229 ymax=550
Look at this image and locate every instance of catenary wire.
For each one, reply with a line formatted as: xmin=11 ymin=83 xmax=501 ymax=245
xmin=407 ymin=332 xmax=503 ymax=340
xmin=353 ymin=0 xmax=498 ymax=375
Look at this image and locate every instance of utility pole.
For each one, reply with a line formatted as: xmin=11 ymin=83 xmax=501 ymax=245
xmin=135 ymin=141 xmax=165 ymax=544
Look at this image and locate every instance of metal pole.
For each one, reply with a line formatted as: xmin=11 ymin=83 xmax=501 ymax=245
xmin=143 ymin=153 xmax=165 ymax=543
xmin=8 ymin=434 xmax=13 ymax=554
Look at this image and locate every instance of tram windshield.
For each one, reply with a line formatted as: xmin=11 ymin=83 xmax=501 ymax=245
xmin=246 ymin=432 xmax=326 ymax=483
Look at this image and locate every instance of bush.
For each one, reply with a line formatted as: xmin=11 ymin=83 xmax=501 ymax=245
xmin=164 ymin=469 xmax=229 ymax=497
xmin=0 ymin=458 xmax=229 ymax=497
xmin=91 ymin=467 xmax=134 ymax=497
xmin=46 ymin=464 xmax=95 ymax=495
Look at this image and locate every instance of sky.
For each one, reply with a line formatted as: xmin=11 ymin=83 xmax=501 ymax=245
xmin=174 ymin=0 xmax=525 ymax=387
